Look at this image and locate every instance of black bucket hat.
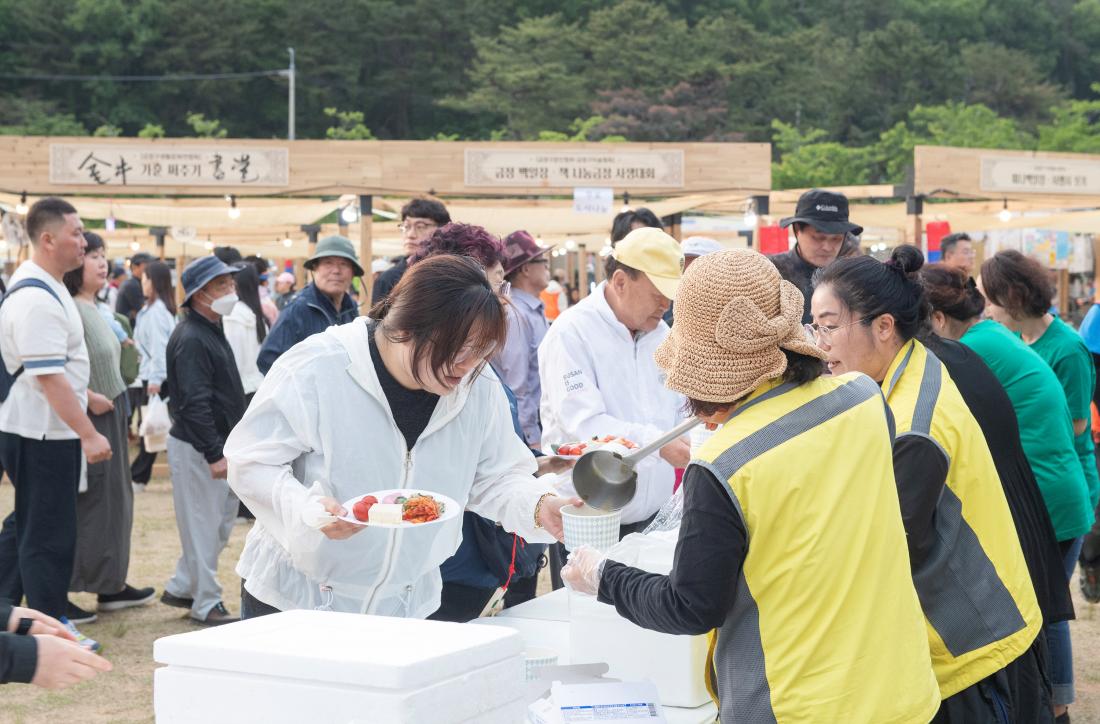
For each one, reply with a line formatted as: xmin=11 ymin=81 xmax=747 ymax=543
xmin=779 ymin=189 xmax=863 ymax=236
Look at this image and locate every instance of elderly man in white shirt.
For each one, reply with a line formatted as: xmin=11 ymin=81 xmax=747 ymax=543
xmin=539 ymin=227 xmax=689 ymax=537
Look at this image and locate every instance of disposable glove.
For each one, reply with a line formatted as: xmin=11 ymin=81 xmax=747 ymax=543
xmin=561 ymin=545 xmax=606 ymax=596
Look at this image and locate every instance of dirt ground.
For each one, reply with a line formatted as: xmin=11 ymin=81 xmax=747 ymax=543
xmin=3 ymin=477 xmax=1100 ymax=723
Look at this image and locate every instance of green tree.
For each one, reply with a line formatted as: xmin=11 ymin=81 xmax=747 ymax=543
xmin=185 ymin=113 xmax=228 ymax=138
xmin=138 ymin=123 xmax=166 ymax=139
xmin=770 ymin=121 xmax=873 ymax=189
xmin=1037 ymin=85 xmax=1100 ymax=153
xmin=93 ymin=123 xmax=123 ymax=137
xmin=444 ymin=14 xmax=589 ymax=138
xmin=324 ymin=108 xmax=376 ymax=140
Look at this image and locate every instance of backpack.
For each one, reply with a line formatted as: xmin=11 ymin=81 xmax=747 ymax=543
xmin=0 ymin=278 xmax=64 ymax=403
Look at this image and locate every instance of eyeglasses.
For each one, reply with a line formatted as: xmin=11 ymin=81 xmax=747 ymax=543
xmin=398 ymin=221 xmax=438 ymax=235
xmin=804 ymin=317 xmax=869 ymax=345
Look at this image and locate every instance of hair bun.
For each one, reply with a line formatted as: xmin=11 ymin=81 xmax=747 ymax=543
xmin=889 ymin=245 xmax=924 ymax=276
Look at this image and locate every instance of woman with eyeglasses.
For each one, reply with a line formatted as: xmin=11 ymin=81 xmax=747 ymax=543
xmin=225 ymin=253 xmax=580 ymax=619
xmin=810 ymin=245 xmax=1043 ymax=722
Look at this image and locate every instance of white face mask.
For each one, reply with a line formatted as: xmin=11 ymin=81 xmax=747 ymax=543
xmin=208 ymin=292 xmax=238 ymax=316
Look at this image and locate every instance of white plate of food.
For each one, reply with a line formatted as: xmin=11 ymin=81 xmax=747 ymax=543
xmin=551 ymin=436 xmax=639 ymax=459
xmin=338 ymin=489 xmax=459 ymax=528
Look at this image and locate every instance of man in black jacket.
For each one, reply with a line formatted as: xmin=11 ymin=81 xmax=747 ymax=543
xmin=371 ymin=198 xmax=450 ymax=304
xmin=769 ymin=189 xmax=863 ymax=324
xmin=160 ymin=256 xmax=246 ymax=626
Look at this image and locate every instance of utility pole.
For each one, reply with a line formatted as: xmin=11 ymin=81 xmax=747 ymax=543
xmin=286 ymin=47 xmax=296 ymax=140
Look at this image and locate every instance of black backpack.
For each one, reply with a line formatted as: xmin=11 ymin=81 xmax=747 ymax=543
xmin=0 ymin=278 xmax=64 ymax=403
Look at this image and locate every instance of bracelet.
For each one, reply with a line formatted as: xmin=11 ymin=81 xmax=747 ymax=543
xmin=533 ymin=492 xmax=556 ymax=529
xmin=15 ymin=617 xmax=33 ymax=636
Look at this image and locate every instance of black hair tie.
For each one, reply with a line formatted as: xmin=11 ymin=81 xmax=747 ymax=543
xmin=15 ymin=617 xmax=33 ymax=635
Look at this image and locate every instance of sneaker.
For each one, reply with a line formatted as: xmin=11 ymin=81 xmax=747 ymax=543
xmin=132 ymin=482 xmax=147 ymax=494
xmin=160 ymin=590 xmax=195 ymax=610
xmin=194 ymin=602 xmax=238 ymax=626
xmin=98 ymin=584 xmax=156 ymax=612
xmin=65 ymin=601 xmax=97 ymax=625
xmin=1080 ymin=562 xmax=1100 ymax=604
xmin=59 ymin=616 xmax=101 ymax=653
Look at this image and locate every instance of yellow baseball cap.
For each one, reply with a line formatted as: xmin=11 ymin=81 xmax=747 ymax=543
xmin=612 ymin=227 xmax=684 ymax=299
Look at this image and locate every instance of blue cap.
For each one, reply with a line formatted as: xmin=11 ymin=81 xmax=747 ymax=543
xmin=181 ymin=255 xmax=240 ymax=305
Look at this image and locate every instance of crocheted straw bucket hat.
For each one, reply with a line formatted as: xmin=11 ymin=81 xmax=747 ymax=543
xmin=654 ymin=248 xmax=826 ymax=403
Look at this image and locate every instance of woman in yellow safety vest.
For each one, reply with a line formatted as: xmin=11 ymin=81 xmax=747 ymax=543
xmin=812 ymin=245 xmax=1043 ymax=723
xmin=563 ymin=248 xmax=939 ymax=723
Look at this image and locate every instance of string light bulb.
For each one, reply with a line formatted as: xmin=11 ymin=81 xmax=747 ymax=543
xmin=340 ymin=204 xmax=359 ymax=224
xmin=129 ymin=241 xmax=141 ymax=252
xmin=227 ymin=194 xmax=240 ymax=220
xmin=565 ymin=239 xmax=577 ymax=251
xmin=998 ymin=199 xmax=1012 ymax=223
xmin=282 ymin=236 xmax=294 ymax=248
xmin=15 ymin=192 xmax=28 ymax=216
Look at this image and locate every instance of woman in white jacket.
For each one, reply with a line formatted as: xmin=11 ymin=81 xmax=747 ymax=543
xmin=131 ymin=261 xmax=177 ymax=487
xmin=222 ymin=264 xmax=269 ymax=401
xmin=226 ymin=255 xmax=580 ymax=618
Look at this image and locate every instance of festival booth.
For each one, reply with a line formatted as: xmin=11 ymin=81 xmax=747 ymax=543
xmin=0 ymin=135 xmax=769 ymax=722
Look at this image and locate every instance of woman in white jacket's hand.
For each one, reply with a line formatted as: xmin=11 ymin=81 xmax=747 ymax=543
xmin=226 ymin=254 xmax=577 ymax=619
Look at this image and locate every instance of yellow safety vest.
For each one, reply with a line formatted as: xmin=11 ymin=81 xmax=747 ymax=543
xmin=696 ymin=374 xmax=940 ymax=723
xmin=883 ymin=339 xmax=1042 ymax=698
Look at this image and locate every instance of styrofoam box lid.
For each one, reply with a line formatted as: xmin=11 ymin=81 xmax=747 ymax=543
xmin=153 ymin=610 xmax=522 ymax=689
xmin=497 ymin=587 xmax=570 ymax=622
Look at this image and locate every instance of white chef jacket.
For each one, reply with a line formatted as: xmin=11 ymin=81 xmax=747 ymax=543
xmin=225 ymin=317 xmax=558 ymax=617
xmin=538 ymin=282 xmax=685 ymax=524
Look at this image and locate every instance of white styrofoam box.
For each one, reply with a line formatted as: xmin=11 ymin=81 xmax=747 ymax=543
xmin=153 ymin=610 xmax=525 ymax=724
xmin=569 ymin=593 xmax=710 ymax=708
xmin=155 ymin=655 xmax=523 ymax=723
xmin=154 ymin=610 xmax=521 ymax=689
xmin=472 ymin=616 xmax=571 ymax=665
xmin=500 ymin=587 xmax=570 ymax=622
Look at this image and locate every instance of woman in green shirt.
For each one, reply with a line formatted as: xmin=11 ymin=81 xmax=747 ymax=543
xmin=977 ymin=250 xmax=1097 ymax=720
xmin=61 ymin=232 xmax=155 ymax=623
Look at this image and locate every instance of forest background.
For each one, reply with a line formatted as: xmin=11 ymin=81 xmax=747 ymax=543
xmin=3 ymin=0 xmax=1100 ymax=188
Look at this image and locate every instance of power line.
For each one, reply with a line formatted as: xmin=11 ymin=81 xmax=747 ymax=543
xmin=0 ymin=69 xmax=289 ymax=82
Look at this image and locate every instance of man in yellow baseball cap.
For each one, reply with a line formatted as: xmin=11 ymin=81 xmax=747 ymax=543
xmin=538 ymin=225 xmax=688 ymax=544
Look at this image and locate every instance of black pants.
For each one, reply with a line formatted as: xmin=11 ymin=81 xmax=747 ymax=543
xmin=130 ymin=383 xmax=157 ymax=484
xmin=930 ymin=637 xmax=1053 ymax=724
xmin=0 ymin=434 xmax=81 ymax=617
xmin=240 ymin=580 xmax=281 ymax=620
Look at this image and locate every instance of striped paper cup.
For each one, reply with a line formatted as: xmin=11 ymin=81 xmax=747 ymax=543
xmin=524 ymin=647 xmax=559 ymax=681
xmin=562 ymin=504 xmax=622 ymax=552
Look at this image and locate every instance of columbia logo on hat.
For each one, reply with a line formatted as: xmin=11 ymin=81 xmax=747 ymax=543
xmin=815 ymin=205 xmax=839 ymax=213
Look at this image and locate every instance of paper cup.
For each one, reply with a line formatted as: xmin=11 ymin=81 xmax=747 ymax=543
xmin=524 ymin=647 xmax=559 ymax=681
xmin=562 ymin=504 xmax=622 ymax=552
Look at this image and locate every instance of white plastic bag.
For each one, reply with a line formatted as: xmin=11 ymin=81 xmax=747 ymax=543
xmin=140 ymin=395 xmax=170 ymax=437
xmin=140 ymin=395 xmax=170 ymax=452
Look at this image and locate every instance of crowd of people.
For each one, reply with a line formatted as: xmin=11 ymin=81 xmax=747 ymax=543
xmin=0 ymin=190 xmax=1099 ymax=724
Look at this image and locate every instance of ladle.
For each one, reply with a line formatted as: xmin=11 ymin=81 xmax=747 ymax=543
xmin=571 ymin=418 xmax=702 ymax=511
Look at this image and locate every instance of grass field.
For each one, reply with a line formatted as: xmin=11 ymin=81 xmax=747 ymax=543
xmin=2 ymin=476 xmax=1100 ymax=723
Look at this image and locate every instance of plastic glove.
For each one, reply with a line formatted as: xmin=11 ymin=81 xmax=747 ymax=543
xmin=561 ymin=545 xmax=605 ymax=596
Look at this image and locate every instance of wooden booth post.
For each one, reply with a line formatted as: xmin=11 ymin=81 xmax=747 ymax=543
xmin=359 ymin=195 xmax=373 ymax=308
xmin=149 ymin=226 xmax=167 ymax=261
xmin=907 ymin=195 xmax=924 ymax=256
xmin=299 ymin=223 xmax=321 ymax=290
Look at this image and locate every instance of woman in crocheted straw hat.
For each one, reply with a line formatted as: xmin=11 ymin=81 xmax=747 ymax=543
xmin=562 ymin=248 xmax=940 ymax=723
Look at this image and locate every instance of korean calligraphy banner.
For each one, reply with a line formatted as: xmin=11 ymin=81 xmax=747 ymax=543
xmin=50 ymin=143 xmax=289 ymax=188
xmin=464 ymin=149 xmax=684 ymax=188
xmin=981 ymin=156 xmax=1100 ymax=196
